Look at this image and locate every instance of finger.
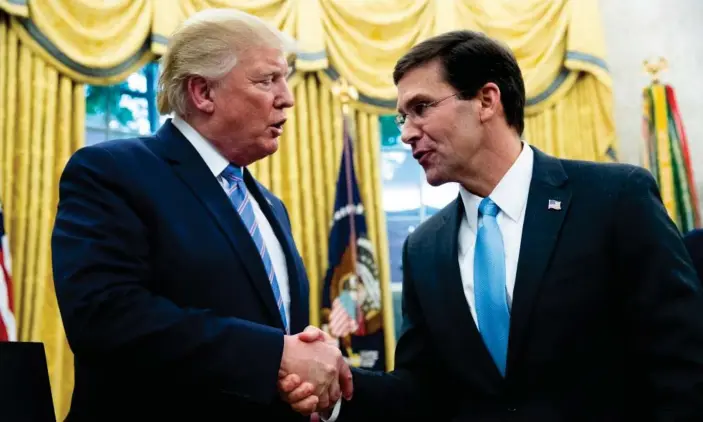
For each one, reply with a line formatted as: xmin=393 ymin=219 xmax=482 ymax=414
xmin=299 ymin=326 xmax=326 ymax=343
xmin=291 ymin=395 xmax=319 ymax=416
xmin=339 ymin=362 xmax=354 ymax=400
xmin=285 ymin=382 xmax=316 ymax=403
xmin=317 ymin=390 xmax=330 ymax=411
xmin=277 ymin=373 xmax=301 ymax=393
xmin=328 ymin=378 xmax=341 ymax=404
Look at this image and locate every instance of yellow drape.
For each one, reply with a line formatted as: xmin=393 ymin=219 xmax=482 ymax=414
xmin=28 ymin=0 xmax=152 ymax=70
xmin=455 ymin=0 xmax=616 ymax=161
xmin=0 ymin=12 xmax=83 ymax=420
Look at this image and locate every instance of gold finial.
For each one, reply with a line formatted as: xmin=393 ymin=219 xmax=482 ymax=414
xmin=331 ymin=77 xmax=358 ymax=115
xmin=644 ymin=57 xmax=668 ymax=84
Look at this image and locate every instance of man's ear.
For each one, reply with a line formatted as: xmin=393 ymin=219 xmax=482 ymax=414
xmin=187 ymin=76 xmax=215 ymax=114
xmin=477 ymin=82 xmax=501 ymax=124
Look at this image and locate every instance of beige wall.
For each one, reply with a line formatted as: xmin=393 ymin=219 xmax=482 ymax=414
xmin=600 ymin=0 xmax=703 ymax=205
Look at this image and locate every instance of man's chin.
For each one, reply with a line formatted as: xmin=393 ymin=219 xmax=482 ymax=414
xmin=424 ymin=169 xmax=448 ymax=187
xmin=263 ymin=137 xmax=279 ymax=154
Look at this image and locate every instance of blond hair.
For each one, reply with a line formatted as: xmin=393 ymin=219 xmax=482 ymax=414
xmin=157 ymin=8 xmax=297 ymax=117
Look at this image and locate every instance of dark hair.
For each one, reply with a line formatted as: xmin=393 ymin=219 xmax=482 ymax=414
xmin=393 ymin=30 xmax=525 ymax=135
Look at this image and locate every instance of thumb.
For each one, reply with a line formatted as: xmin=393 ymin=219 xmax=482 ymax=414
xmin=339 ymin=363 xmax=354 ymax=401
xmin=298 ymin=325 xmax=327 ymax=343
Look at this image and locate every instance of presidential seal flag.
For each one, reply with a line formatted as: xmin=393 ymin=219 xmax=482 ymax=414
xmin=321 ymin=116 xmax=385 ymax=371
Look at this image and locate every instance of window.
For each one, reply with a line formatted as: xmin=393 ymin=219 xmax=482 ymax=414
xmin=85 ymin=62 xmax=166 ymax=145
xmin=379 ymin=115 xmax=459 ymax=285
xmin=379 ymin=115 xmax=458 ymax=334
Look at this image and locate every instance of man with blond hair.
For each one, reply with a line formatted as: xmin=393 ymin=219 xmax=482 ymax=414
xmin=52 ymin=9 xmax=350 ymax=421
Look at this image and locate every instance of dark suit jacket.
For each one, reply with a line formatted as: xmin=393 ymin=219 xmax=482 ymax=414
xmin=52 ymin=121 xmax=310 ymax=421
xmin=684 ymin=228 xmax=703 ymax=282
xmin=341 ymin=147 xmax=703 ymax=422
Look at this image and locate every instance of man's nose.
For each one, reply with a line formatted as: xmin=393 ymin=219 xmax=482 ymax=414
xmin=400 ymin=120 xmax=422 ymax=145
xmin=277 ymin=81 xmax=295 ymax=108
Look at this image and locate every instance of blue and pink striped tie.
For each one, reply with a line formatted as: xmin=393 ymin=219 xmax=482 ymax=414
xmin=221 ymin=165 xmax=288 ymax=334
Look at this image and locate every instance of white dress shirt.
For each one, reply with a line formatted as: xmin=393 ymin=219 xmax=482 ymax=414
xmin=458 ymin=143 xmax=534 ymax=326
xmin=171 ymin=116 xmax=291 ymax=326
xmin=325 ymin=144 xmax=534 ymax=422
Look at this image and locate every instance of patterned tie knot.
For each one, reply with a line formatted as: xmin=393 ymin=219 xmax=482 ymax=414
xmin=479 ymin=197 xmax=499 ymax=217
xmin=221 ymin=164 xmax=244 ymax=183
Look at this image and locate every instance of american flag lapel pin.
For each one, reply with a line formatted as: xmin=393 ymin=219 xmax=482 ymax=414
xmin=548 ymin=199 xmax=561 ymax=211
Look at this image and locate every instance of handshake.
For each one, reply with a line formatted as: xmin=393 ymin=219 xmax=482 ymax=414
xmin=277 ymin=326 xmax=354 ymax=417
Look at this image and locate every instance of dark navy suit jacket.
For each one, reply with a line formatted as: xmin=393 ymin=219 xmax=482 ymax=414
xmin=52 ymin=120 xmax=310 ymax=421
xmin=684 ymin=228 xmax=703 ymax=283
xmin=340 ymin=147 xmax=703 ymax=422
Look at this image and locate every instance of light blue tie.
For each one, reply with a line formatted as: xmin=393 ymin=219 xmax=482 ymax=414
xmin=474 ymin=197 xmax=510 ymax=376
xmin=221 ymin=165 xmax=289 ymax=334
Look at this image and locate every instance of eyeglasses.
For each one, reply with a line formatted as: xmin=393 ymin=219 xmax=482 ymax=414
xmin=395 ymin=93 xmax=459 ymax=127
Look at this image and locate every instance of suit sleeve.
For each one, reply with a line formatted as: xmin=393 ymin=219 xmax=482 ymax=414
xmin=337 ymin=238 xmax=449 ymax=421
xmin=616 ymin=167 xmax=703 ymax=420
xmin=51 ymin=145 xmax=284 ymax=404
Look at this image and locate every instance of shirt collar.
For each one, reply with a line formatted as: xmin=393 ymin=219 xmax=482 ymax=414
xmin=459 ymin=142 xmax=534 ymax=230
xmin=171 ymin=115 xmax=231 ymax=177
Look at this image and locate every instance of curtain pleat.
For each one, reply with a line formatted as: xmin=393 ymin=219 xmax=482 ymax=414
xmin=0 ymin=13 xmax=84 ymax=420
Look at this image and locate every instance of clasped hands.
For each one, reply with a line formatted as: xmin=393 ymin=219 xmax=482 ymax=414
xmin=278 ymin=326 xmax=353 ymax=416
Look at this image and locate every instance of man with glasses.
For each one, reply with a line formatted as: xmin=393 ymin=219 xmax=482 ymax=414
xmin=281 ymin=30 xmax=703 ymax=421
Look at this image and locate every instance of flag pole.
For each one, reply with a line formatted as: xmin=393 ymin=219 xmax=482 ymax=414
xmin=331 ymin=78 xmax=363 ymax=355
xmin=331 ymin=78 xmax=360 ymax=289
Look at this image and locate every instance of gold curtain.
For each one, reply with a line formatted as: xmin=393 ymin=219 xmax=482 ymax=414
xmin=0 ymin=12 xmax=83 ymax=419
xmin=454 ymin=0 xmax=616 ymax=161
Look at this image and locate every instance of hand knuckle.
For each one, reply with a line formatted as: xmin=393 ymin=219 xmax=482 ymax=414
xmin=324 ymin=363 xmax=336 ymax=376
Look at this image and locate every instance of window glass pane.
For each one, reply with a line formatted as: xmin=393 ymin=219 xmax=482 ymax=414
xmin=379 ymin=115 xmax=402 ymax=148
xmin=109 ymin=94 xmax=150 ymax=136
xmin=85 ymin=85 xmax=109 ymax=126
xmin=381 ymin=149 xmax=422 ymax=216
xmin=385 ymin=217 xmax=421 ymax=283
xmin=85 ymin=113 xmax=107 ymax=130
xmin=380 ymin=114 xmax=423 ymax=283
xmin=85 ymin=62 xmax=161 ymax=145
xmin=382 ymin=147 xmax=422 ymax=283
xmin=126 ymin=71 xmax=147 ymax=94
xmin=422 ymin=182 xmax=460 ymax=218
xmin=85 ymin=127 xmax=107 ymax=146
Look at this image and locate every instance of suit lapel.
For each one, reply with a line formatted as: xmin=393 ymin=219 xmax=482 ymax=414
xmin=244 ymin=171 xmax=308 ymax=333
xmin=508 ymin=148 xmax=571 ymax=372
xmin=152 ymin=121 xmax=285 ymax=330
xmin=435 ymin=199 xmax=504 ymax=387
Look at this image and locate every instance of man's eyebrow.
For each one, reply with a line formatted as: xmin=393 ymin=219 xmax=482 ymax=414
xmin=256 ymin=63 xmax=290 ymax=78
xmin=397 ymin=94 xmax=429 ymax=113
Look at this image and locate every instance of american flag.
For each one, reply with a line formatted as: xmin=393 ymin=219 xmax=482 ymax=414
xmin=328 ymin=292 xmax=358 ymax=339
xmin=0 ymin=201 xmax=16 ymax=341
xmin=320 ymin=115 xmax=387 ymax=371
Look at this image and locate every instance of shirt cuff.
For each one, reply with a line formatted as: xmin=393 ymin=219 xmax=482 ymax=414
xmin=319 ymin=397 xmax=342 ymax=422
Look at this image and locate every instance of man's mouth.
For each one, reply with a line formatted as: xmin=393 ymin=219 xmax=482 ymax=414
xmin=413 ymin=150 xmax=433 ymax=165
xmin=270 ymin=119 xmax=286 ymax=136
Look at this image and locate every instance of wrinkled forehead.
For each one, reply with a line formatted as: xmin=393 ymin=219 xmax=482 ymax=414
xmin=240 ymin=47 xmax=290 ymax=74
